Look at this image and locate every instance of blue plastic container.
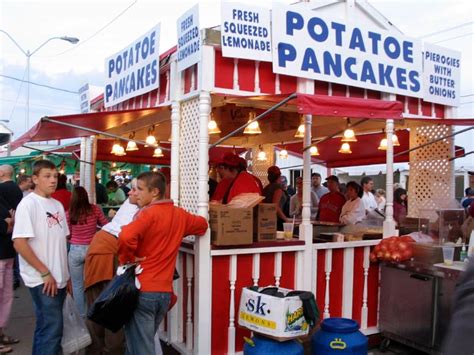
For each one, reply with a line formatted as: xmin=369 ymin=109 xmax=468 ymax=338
xmin=311 ymin=318 xmax=368 ymax=354
xmin=243 ymin=335 xmax=304 ymax=355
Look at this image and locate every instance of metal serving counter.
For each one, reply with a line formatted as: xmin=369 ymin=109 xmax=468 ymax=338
xmin=379 ymin=260 xmax=466 ymax=354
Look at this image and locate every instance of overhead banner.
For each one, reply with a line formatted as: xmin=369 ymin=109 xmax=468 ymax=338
xmin=271 ymin=5 xmax=423 ymax=98
xmin=177 ymin=4 xmax=201 ymax=72
xmin=221 ymin=2 xmax=272 ymax=62
xmin=104 ymin=24 xmax=160 ymax=108
xmin=422 ymin=43 xmax=461 ymax=106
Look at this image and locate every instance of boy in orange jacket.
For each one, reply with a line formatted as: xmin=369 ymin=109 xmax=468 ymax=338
xmin=118 ymin=171 xmax=208 ymax=355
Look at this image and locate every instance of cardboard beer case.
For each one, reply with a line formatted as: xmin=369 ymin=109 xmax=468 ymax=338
xmin=238 ymin=286 xmax=309 ymax=340
xmin=209 ymin=205 xmax=253 ymax=246
xmin=253 ymin=203 xmax=277 ymax=242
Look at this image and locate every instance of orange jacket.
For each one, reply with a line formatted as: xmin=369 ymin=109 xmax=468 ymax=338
xmin=118 ymin=201 xmax=208 ymax=292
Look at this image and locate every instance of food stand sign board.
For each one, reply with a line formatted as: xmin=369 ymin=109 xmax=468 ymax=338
xmin=78 ymin=83 xmax=90 ymax=113
xmin=422 ymin=43 xmax=461 ymax=107
xmin=221 ymin=2 xmax=272 ymax=62
xmin=177 ymin=4 xmax=201 ymax=72
xmin=271 ymin=4 xmax=423 ymax=98
xmin=104 ymin=24 xmax=161 ymax=108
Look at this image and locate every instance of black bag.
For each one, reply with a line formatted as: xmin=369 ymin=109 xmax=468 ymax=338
xmin=87 ymin=264 xmax=139 ymax=332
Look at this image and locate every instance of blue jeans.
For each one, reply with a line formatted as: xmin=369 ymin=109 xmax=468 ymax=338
xmin=124 ymin=292 xmax=171 ymax=355
xmin=29 ymin=285 xmax=66 ymax=355
xmin=68 ymin=244 xmax=89 ymax=317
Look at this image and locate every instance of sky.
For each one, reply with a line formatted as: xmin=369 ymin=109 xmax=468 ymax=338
xmin=0 ymin=0 xmax=473 ymax=167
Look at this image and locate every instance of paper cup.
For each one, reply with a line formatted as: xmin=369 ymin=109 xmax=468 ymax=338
xmin=283 ymin=223 xmax=294 ymax=240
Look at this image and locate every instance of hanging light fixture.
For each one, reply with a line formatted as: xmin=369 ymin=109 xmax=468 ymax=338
xmin=279 ymin=143 xmax=289 ymax=159
xmin=145 ymin=126 xmax=157 ymax=147
xmin=243 ymin=111 xmax=262 ymax=134
xmin=208 ymin=112 xmax=221 ymax=135
xmin=115 ymin=145 xmax=126 ymax=156
xmin=59 ymin=160 xmax=66 ymax=175
xmin=338 ymin=142 xmax=352 ymax=154
xmin=309 ymin=145 xmax=320 ymax=156
xmin=257 ymin=145 xmax=267 ymax=161
xmin=341 ymin=118 xmax=357 ymax=142
xmin=153 ymin=146 xmax=164 ymax=158
xmin=110 ymin=140 xmax=122 ymax=155
xmin=294 ymin=115 xmax=305 ymax=138
xmin=392 ymin=131 xmax=400 ymax=146
xmin=126 ymin=132 xmax=139 ymax=151
xmin=378 ymin=138 xmax=388 ymax=150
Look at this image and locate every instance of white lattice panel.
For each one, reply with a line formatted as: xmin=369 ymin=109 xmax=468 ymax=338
xmin=407 ymin=124 xmax=454 ymax=218
xmin=251 ymin=144 xmax=275 ymax=188
xmin=179 ymin=98 xmax=200 ymax=214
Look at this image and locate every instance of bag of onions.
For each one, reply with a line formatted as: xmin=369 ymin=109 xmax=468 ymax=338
xmin=370 ymin=236 xmax=416 ymax=263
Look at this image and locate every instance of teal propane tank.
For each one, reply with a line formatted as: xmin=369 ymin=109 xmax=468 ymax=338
xmin=243 ymin=335 xmax=304 ymax=355
xmin=312 ymin=318 xmax=367 ymax=354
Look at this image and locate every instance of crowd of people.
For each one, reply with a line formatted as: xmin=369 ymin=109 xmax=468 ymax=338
xmin=210 ymin=153 xmax=407 ymax=227
xmin=0 ymin=161 xmax=207 ymax=354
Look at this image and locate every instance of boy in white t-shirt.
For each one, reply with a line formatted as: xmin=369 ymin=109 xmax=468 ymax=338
xmin=12 ymin=160 xmax=70 ymax=355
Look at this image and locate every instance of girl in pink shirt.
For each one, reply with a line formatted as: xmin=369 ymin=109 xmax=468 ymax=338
xmin=67 ymin=186 xmax=108 ymax=317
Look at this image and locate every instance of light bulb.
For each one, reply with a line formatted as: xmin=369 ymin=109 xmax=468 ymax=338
xmin=279 ymin=148 xmax=289 ymax=159
xmin=153 ymin=147 xmax=164 ymax=157
xmin=392 ymin=133 xmax=400 ymax=146
xmin=208 ymin=117 xmax=221 ymax=134
xmin=294 ymin=124 xmax=305 ymax=138
xmin=145 ymin=135 xmax=157 ymax=147
xmin=309 ymin=145 xmax=319 ymax=156
xmin=257 ymin=149 xmax=267 ymax=161
xmin=378 ymin=138 xmax=388 ymax=151
xmin=341 ymin=128 xmax=357 ymax=142
xmin=338 ymin=142 xmax=352 ymax=154
xmin=126 ymin=140 xmax=138 ymax=151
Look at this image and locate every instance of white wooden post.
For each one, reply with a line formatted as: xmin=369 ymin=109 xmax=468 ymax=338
xmin=228 ymin=255 xmax=238 ymax=354
xmin=170 ymin=100 xmax=180 ymax=205
xmin=186 ymin=254 xmax=194 ymax=350
xmin=383 ymin=93 xmax=397 ymax=237
xmin=193 ymin=90 xmax=212 ymax=354
xmin=275 ymin=74 xmax=281 ymax=94
xmin=341 ymin=247 xmax=355 ymax=318
xmin=79 ymin=137 xmax=87 ymax=187
xmin=274 ymin=252 xmax=282 ymax=288
xmin=361 ymin=246 xmax=370 ymax=329
xmin=252 ymin=254 xmax=260 ymax=287
xmin=323 ymin=249 xmax=333 ymax=319
xmin=233 ymin=58 xmax=239 ymax=90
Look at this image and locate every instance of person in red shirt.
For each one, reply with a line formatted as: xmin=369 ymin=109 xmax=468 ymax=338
xmin=51 ymin=174 xmax=72 ymax=211
xmin=118 ymin=171 xmax=208 ymax=355
xmin=318 ymin=175 xmax=346 ymax=223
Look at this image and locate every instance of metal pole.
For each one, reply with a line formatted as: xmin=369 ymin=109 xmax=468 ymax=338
xmin=210 ymin=93 xmax=297 ymax=148
xmin=26 ymin=52 xmax=30 ymax=131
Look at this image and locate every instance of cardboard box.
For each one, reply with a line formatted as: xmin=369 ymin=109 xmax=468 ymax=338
xmin=254 ymin=203 xmax=277 ymax=241
xmin=209 ymin=205 xmax=253 ymax=246
xmin=238 ymin=286 xmax=309 ymax=339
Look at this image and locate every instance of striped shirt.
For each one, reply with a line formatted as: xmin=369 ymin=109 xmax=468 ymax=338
xmin=67 ymin=205 xmax=109 ymax=245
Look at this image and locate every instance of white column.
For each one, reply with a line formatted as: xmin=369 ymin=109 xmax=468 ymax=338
xmin=323 ymin=249 xmax=333 ymax=319
xmin=79 ymin=137 xmax=87 ymax=187
xmin=383 ymin=118 xmax=397 ymax=237
xmin=186 ymin=254 xmax=194 ymax=350
xmin=86 ymin=136 xmax=97 ymax=203
xmin=274 ymin=252 xmax=282 ymax=288
xmin=233 ymin=58 xmax=239 ymax=90
xmin=252 ymin=254 xmax=260 ymax=287
xmin=193 ymin=91 xmax=212 ymax=355
xmin=170 ymin=100 xmax=180 ymax=205
xmin=254 ymin=61 xmax=261 ymax=93
xmin=361 ymin=247 xmax=370 ymax=329
xmin=228 ymin=255 xmax=237 ymax=354
xmin=341 ymin=248 xmax=355 ymax=318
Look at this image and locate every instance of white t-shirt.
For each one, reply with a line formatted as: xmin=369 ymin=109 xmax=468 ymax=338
xmin=340 ymin=197 xmax=366 ymax=225
xmin=102 ymin=198 xmax=139 ymax=238
xmin=12 ymin=192 xmax=70 ymax=288
xmin=361 ymin=191 xmax=377 ymax=212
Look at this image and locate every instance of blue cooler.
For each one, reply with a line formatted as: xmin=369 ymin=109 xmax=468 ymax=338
xmin=311 ymin=318 xmax=367 ymax=354
xmin=244 ymin=335 xmax=304 ymax=355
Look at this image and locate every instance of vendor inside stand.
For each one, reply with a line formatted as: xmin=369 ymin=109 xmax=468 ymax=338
xmin=290 ymin=176 xmax=319 ymax=220
xmin=212 ymin=153 xmax=262 ymax=204
xmin=317 ymin=175 xmax=346 ymax=223
xmin=340 ymin=181 xmax=366 ymax=225
xmin=263 ymin=165 xmax=289 ymax=229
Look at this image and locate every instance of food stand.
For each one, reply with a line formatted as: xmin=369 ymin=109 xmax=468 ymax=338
xmin=9 ymin=1 xmax=473 ymax=354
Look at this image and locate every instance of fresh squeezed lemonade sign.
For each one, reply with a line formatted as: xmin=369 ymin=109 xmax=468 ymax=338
xmin=221 ymin=2 xmax=272 ymax=62
xmin=423 ymin=43 xmax=461 ymax=106
xmin=104 ymin=24 xmax=160 ymax=108
xmin=177 ymin=4 xmax=201 ymax=72
xmin=271 ymin=5 xmax=423 ymax=98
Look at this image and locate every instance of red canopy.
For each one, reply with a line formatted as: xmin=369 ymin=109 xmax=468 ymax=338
xmin=11 ymin=106 xmax=169 ymax=150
